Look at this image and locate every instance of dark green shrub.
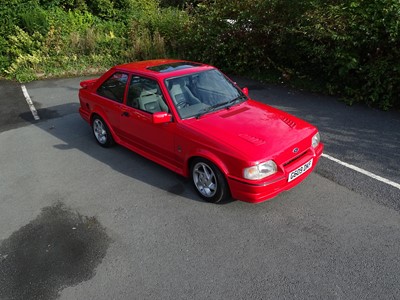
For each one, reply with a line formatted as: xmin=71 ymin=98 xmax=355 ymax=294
xmin=3 ymin=0 xmax=397 ymax=110
xmin=1 ymin=0 xmax=181 ymax=80
xmin=181 ymin=0 xmax=400 ymax=109
xmin=20 ymin=5 xmax=49 ymax=35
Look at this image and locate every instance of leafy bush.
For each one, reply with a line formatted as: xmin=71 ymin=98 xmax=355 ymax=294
xmin=0 ymin=0 xmax=185 ymax=81
xmin=139 ymin=6 xmax=190 ymax=55
xmin=290 ymin=0 xmax=400 ymax=109
xmin=181 ymin=0 xmax=400 ymax=109
xmin=20 ymin=4 xmax=49 ymax=35
xmin=1 ymin=0 xmax=398 ymax=109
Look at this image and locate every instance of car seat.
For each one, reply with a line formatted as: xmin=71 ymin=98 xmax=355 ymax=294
xmin=138 ymin=89 xmax=169 ymax=113
xmin=169 ymin=79 xmax=201 ymax=107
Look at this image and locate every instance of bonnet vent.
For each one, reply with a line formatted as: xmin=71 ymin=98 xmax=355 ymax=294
xmin=281 ymin=117 xmax=296 ymax=128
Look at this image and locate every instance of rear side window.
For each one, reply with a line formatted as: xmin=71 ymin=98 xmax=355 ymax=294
xmin=97 ymin=72 xmax=128 ymax=103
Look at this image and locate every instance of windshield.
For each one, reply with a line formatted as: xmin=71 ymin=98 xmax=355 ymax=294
xmin=165 ymin=69 xmax=247 ymax=119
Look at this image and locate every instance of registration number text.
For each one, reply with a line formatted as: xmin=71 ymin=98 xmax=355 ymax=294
xmin=288 ymin=159 xmax=313 ymax=182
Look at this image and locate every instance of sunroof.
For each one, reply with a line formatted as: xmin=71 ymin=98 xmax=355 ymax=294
xmin=147 ymin=62 xmax=201 ymax=73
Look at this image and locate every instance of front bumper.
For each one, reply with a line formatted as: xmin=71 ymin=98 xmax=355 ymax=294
xmin=228 ymin=144 xmax=324 ymax=203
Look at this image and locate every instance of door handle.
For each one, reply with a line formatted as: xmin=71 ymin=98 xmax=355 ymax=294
xmin=121 ymin=111 xmax=129 ymax=117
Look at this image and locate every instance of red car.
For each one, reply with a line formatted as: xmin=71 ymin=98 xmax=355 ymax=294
xmin=79 ymin=59 xmax=323 ymax=203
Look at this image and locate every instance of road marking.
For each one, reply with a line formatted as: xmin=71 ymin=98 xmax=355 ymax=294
xmin=322 ymin=153 xmax=400 ymax=190
xmin=21 ymin=85 xmax=40 ymax=121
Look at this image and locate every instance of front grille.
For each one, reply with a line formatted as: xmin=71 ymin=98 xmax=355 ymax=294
xmin=283 ymin=150 xmax=308 ymax=167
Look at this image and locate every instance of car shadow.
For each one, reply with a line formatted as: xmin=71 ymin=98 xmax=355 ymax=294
xmin=20 ymin=103 xmax=234 ymax=205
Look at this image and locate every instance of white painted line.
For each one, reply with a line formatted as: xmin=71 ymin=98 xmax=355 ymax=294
xmin=21 ymin=85 xmax=40 ymax=121
xmin=322 ymin=153 xmax=400 ymax=190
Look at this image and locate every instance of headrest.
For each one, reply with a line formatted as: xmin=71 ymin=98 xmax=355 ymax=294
xmin=140 ymin=88 xmax=157 ymax=97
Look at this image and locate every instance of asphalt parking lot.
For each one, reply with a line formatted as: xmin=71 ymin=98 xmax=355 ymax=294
xmin=0 ymin=77 xmax=399 ymax=300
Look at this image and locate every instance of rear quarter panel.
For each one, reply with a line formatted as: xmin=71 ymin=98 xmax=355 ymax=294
xmin=78 ymin=70 xmax=122 ymax=138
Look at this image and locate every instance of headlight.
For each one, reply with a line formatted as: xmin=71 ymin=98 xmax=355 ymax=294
xmin=312 ymin=132 xmax=320 ymax=148
xmin=243 ymin=160 xmax=277 ymax=180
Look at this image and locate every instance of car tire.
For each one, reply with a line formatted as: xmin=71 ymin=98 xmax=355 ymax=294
xmin=91 ymin=115 xmax=114 ymax=148
xmin=191 ymin=158 xmax=229 ymax=203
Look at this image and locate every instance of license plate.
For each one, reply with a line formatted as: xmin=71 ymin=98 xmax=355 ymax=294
xmin=288 ymin=159 xmax=313 ymax=182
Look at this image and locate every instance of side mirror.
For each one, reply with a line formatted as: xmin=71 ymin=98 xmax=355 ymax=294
xmin=242 ymin=87 xmax=249 ymax=96
xmin=153 ymin=111 xmax=172 ymax=124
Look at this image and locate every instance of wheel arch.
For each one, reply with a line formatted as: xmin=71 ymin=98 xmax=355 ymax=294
xmin=186 ymin=150 xmax=229 ymax=178
xmin=187 ymin=152 xmax=232 ymax=202
xmin=90 ymin=109 xmax=119 ymax=144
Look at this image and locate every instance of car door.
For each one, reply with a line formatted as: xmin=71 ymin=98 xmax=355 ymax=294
xmin=95 ymin=72 xmax=129 ymax=137
xmin=119 ymin=75 xmax=180 ymax=169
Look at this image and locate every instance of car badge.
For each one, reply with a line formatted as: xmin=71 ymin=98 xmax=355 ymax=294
xmin=293 ymin=147 xmax=299 ymax=153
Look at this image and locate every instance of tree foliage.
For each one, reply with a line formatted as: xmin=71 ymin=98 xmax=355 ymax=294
xmin=181 ymin=0 xmax=400 ymax=109
xmin=0 ymin=0 xmax=398 ymax=109
xmin=0 ymin=0 xmax=188 ymax=81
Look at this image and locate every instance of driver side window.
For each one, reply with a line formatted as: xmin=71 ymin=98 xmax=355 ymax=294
xmin=126 ymin=76 xmax=169 ymax=114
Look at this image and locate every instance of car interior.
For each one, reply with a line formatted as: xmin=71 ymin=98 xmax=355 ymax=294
xmin=127 ymin=77 xmax=169 ymax=113
xmin=167 ymin=78 xmax=201 ymax=109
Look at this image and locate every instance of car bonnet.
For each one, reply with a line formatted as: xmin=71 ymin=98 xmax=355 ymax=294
xmin=183 ymin=100 xmax=317 ymax=165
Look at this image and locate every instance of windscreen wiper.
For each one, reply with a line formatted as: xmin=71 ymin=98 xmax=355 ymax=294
xmin=195 ymin=95 xmax=247 ymax=118
xmin=195 ymin=101 xmax=229 ymax=118
xmin=226 ymin=95 xmax=247 ymax=108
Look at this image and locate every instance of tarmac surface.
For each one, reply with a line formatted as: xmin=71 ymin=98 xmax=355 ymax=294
xmin=0 ymin=76 xmax=399 ymax=300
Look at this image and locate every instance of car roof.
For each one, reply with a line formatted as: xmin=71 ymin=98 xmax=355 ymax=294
xmin=114 ymin=59 xmax=215 ymax=79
